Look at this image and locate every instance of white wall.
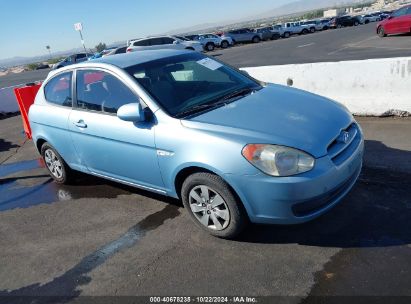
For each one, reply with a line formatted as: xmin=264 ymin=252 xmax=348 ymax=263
xmin=243 ymin=57 xmax=411 ymax=116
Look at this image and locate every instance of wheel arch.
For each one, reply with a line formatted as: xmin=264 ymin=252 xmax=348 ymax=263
xmin=174 ymin=165 xmax=251 ymax=220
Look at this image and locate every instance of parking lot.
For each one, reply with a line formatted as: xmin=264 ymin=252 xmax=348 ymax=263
xmin=1 ymin=111 xmax=411 ymax=301
xmin=1 ymin=23 xmax=411 ymax=90
xmin=1 ymin=17 xmax=411 ymax=302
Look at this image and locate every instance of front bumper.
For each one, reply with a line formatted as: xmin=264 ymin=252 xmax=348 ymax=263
xmin=225 ymin=134 xmax=364 ymax=225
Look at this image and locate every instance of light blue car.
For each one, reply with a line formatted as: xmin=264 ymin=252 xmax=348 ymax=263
xmin=29 ymin=50 xmax=364 ymax=239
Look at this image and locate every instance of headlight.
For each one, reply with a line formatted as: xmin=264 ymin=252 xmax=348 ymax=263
xmin=242 ymin=144 xmax=315 ymax=177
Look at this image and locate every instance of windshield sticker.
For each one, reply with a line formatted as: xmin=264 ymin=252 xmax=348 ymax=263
xmin=197 ymin=58 xmax=223 ymax=71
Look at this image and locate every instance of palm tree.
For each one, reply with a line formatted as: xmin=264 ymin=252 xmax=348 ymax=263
xmin=46 ymin=45 xmax=51 ymax=59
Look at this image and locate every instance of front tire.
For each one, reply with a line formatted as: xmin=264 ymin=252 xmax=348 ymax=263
xmin=221 ymin=40 xmax=229 ymax=48
xmin=181 ymin=173 xmax=247 ymax=239
xmin=252 ymin=36 xmax=261 ymax=43
xmin=205 ymin=42 xmax=215 ymax=52
xmin=378 ymin=26 xmax=386 ymax=38
xmin=41 ymin=143 xmax=73 ymax=184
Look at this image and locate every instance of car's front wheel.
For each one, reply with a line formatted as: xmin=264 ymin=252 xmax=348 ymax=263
xmin=252 ymin=36 xmax=261 ymax=43
xmin=205 ymin=42 xmax=215 ymax=52
xmin=221 ymin=40 xmax=229 ymax=48
xmin=378 ymin=26 xmax=386 ymax=37
xmin=181 ymin=173 xmax=247 ymax=239
xmin=41 ymin=143 xmax=73 ymax=184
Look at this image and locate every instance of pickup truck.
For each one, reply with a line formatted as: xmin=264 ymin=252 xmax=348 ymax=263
xmin=223 ymin=28 xmax=263 ymax=44
xmin=273 ymin=22 xmax=311 ymax=38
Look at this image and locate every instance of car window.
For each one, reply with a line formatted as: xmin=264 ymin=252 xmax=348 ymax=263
xmin=76 ymin=54 xmax=86 ymax=59
xmin=134 ymin=39 xmax=149 ymax=47
xmin=162 ymin=37 xmax=175 ymax=44
xmin=76 ymin=70 xmax=139 ymax=114
xmin=149 ymin=38 xmax=164 ymax=45
xmin=44 ymin=72 xmax=73 ymax=107
xmin=392 ymin=7 xmax=407 ymax=17
xmin=125 ymin=52 xmax=261 ymax=118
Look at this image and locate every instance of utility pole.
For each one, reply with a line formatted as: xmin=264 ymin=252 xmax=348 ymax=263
xmin=74 ymin=22 xmax=88 ymax=54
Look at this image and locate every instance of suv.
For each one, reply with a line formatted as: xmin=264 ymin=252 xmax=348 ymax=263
xmin=254 ymin=27 xmax=281 ymax=40
xmin=223 ymin=28 xmax=262 ymax=44
xmin=330 ymin=16 xmax=361 ymax=28
xmin=52 ymin=53 xmax=93 ymax=70
xmin=377 ymin=5 xmax=411 ymax=37
xmin=195 ymin=34 xmax=233 ymax=51
xmin=274 ymin=22 xmax=311 ymax=38
xmin=361 ymin=13 xmax=381 ymax=24
xmin=126 ymin=36 xmax=203 ymax=53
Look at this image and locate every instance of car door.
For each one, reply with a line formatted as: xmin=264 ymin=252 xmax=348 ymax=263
xmin=386 ymin=7 xmax=408 ymax=33
xmin=68 ymin=68 xmax=164 ymax=191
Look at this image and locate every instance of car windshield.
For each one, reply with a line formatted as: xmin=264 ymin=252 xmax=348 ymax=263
xmin=125 ymin=53 xmax=262 ymax=118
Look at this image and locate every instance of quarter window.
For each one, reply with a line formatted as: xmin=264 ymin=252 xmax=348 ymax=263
xmin=44 ymin=72 xmax=73 ymax=107
xmin=76 ymin=70 xmax=139 ymax=114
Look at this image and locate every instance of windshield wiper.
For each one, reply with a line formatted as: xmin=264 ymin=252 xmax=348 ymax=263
xmin=175 ymin=87 xmax=258 ymax=119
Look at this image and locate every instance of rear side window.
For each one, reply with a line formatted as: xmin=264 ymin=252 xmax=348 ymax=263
xmin=76 ymin=70 xmax=139 ymax=114
xmin=134 ymin=39 xmax=149 ymax=47
xmin=44 ymin=72 xmax=73 ymax=107
xmin=162 ymin=37 xmax=175 ymax=44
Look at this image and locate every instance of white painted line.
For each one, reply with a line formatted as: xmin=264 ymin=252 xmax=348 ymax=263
xmin=297 ymin=43 xmax=315 ymax=48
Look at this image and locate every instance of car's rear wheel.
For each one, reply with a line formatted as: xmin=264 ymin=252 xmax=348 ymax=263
xmin=365 ymin=20 xmax=370 ymax=24
xmin=302 ymin=29 xmax=309 ymax=34
xmin=205 ymin=42 xmax=215 ymax=52
xmin=354 ymin=21 xmax=359 ymax=26
xmin=310 ymin=27 xmax=316 ymax=33
xmin=221 ymin=40 xmax=229 ymax=48
xmin=181 ymin=173 xmax=247 ymax=239
xmin=337 ymin=24 xmax=342 ymax=29
xmin=378 ymin=26 xmax=386 ymax=38
xmin=271 ymin=34 xmax=279 ymax=40
xmin=252 ymin=36 xmax=261 ymax=43
xmin=283 ymin=32 xmax=291 ymax=38
xmin=41 ymin=143 xmax=73 ymax=184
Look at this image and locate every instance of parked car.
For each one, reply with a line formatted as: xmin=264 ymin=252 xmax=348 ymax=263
xmin=274 ymin=22 xmax=311 ymax=38
xmin=52 ymin=53 xmax=93 ymax=70
xmin=302 ymin=19 xmax=331 ymax=31
xmin=29 ymin=50 xmax=364 ymax=239
xmin=253 ymin=27 xmax=281 ymax=40
xmin=330 ymin=16 xmax=361 ymax=28
xmin=377 ymin=5 xmax=411 ymax=37
xmin=194 ymin=34 xmax=234 ymax=51
xmin=35 ymin=63 xmax=50 ymax=70
xmin=103 ymin=46 xmax=127 ymax=57
xmin=223 ymin=28 xmax=262 ymax=43
xmin=126 ymin=36 xmax=203 ymax=53
xmin=361 ymin=14 xmax=381 ymax=24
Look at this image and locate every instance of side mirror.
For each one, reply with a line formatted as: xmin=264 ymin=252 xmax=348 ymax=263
xmin=117 ymin=103 xmax=145 ymax=122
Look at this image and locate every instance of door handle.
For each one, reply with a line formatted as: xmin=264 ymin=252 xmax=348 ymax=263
xmin=74 ymin=120 xmax=87 ymax=128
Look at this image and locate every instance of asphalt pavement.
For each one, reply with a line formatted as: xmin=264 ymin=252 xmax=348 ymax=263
xmin=0 ymin=115 xmax=410 ymax=301
xmin=1 ymin=23 xmax=411 ymax=89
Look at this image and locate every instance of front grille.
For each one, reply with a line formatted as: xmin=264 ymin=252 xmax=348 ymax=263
xmin=292 ymin=166 xmax=360 ymax=217
xmin=327 ymin=123 xmax=361 ymax=166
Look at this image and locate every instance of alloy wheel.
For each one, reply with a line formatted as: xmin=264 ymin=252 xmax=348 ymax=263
xmin=189 ymin=185 xmax=230 ymax=231
xmin=44 ymin=149 xmax=63 ymax=179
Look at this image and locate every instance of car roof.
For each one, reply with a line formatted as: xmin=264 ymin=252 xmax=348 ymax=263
xmin=90 ymin=49 xmax=191 ymax=68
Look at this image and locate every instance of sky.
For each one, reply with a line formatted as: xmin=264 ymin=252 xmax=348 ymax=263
xmin=0 ymin=0 xmax=294 ymax=60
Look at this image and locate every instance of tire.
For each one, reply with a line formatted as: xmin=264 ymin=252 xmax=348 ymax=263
xmin=378 ymin=26 xmax=386 ymax=38
xmin=205 ymin=42 xmax=215 ymax=52
xmin=354 ymin=21 xmax=359 ymax=26
xmin=221 ymin=40 xmax=229 ymax=48
xmin=41 ymin=143 xmax=74 ymax=184
xmin=252 ymin=36 xmax=261 ymax=43
xmin=310 ymin=27 xmax=316 ymax=33
xmin=323 ymin=26 xmax=329 ymax=30
xmin=365 ymin=20 xmax=370 ymax=24
xmin=181 ymin=173 xmax=247 ymax=239
xmin=185 ymin=47 xmax=195 ymax=51
xmin=337 ymin=24 xmax=342 ymax=29
xmin=271 ymin=34 xmax=279 ymax=40
xmin=283 ymin=32 xmax=291 ymax=38
xmin=302 ymin=29 xmax=309 ymax=35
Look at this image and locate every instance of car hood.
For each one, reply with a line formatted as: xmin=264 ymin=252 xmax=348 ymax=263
xmin=181 ymin=84 xmax=353 ymax=158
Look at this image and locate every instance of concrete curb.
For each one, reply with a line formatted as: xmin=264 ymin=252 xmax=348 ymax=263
xmin=242 ymin=57 xmax=411 ymax=116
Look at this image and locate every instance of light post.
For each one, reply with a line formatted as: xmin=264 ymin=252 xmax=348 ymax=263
xmin=74 ymin=22 xmax=88 ymax=54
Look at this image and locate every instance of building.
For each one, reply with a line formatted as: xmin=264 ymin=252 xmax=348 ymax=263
xmin=323 ymin=8 xmax=346 ymax=18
